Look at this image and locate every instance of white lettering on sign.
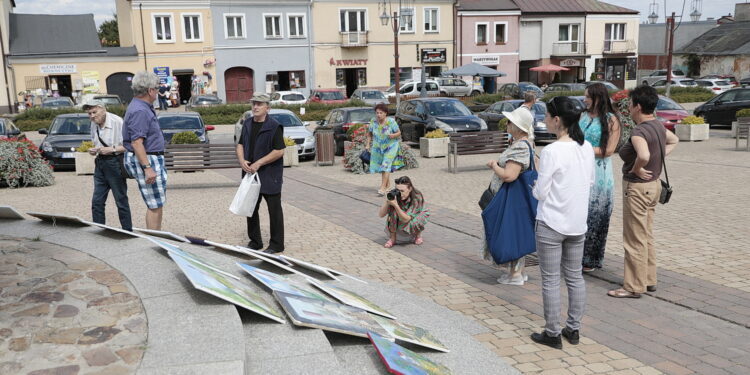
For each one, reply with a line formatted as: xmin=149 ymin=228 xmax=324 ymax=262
xmin=39 ymin=64 xmax=77 ymax=74
xmin=560 ymin=59 xmax=581 ymax=67
xmin=471 ymin=55 xmax=499 ymax=66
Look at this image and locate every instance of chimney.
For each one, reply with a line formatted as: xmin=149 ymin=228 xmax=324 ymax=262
xmin=736 ymin=3 xmax=750 ymax=22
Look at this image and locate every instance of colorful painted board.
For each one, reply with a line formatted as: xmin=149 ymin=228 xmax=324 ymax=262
xmin=0 ymin=206 xmax=25 ymax=220
xmin=273 ymin=291 xmax=391 ymax=339
xmin=81 ymin=220 xmax=144 ymax=238
xmin=368 ymin=332 xmax=453 ymax=375
xmin=133 ymin=227 xmax=190 ymax=243
xmin=27 ymin=212 xmax=88 ymax=226
xmin=236 ymin=245 xmax=294 ymax=266
xmin=148 ymin=237 xmax=240 ymax=280
xmin=185 ymin=235 xmax=209 ymax=246
xmin=169 ymin=252 xmax=285 ymax=323
xmin=205 ymin=240 xmax=248 ymax=255
xmin=235 ymin=250 xmax=312 ymax=279
xmin=371 ymin=315 xmax=449 ymax=352
xmin=237 ymin=263 xmax=330 ymax=301
xmin=309 ymin=279 xmax=395 ymax=319
xmin=278 ymin=254 xmax=339 ymax=280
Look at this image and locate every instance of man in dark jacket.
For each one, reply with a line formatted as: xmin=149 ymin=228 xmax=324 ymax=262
xmin=235 ymin=93 xmax=286 ymax=253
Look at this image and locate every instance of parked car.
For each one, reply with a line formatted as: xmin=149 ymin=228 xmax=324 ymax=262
xmin=655 ymin=95 xmax=690 ymax=131
xmin=0 ymin=118 xmax=24 ymax=140
xmin=349 ymin=89 xmax=388 ymax=105
xmin=695 ymin=79 xmax=733 ymax=95
xmin=497 ymin=82 xmax=545 ymax=100
xmin=317 ymin=107 xmax=375 ymax=155
xmin=741 ymin=76 xmax=750 ymax=86
xmin=386 ymin=80 xmax=441 ymax=98
xmin=642 ymin=69 xmax=686 ymax=86
xmin=584 ymin=81 xmax=619 ymax=90
xmin=157 ymin=112 xmax=213 ymax=144
xmin=700 ymin=74 xmax=738 ymax=86
xmin=309 ymin=89 xmax=347 ymax=104
xmin=76 ymin=94 xmax=122 ymax=108
xmin=38 ymin=114 xmax=92 ymax=170
xmin=693 ymin=88 xmax=750 ymax=126
xmin=395 ymin=97 xmax=487 ymax=143
xmin=186 ymin=95 xmax=222 ymax=111
xmin=233 ymin=109 xmax=316 ymax=159
xmin=436 ymin=78 xmax=483 ymax=96
xmin=650 ymin=78 xmax=698 ymax=88
xmin=543 ymin=83 xmax=586 ymax=93
xmin=270 ymin=91 xmax=307 ymax=105
xmin=477 ymin=100 xmax=555 ymax=141
xmin=41 ymin=97 xmax=75 ymax=109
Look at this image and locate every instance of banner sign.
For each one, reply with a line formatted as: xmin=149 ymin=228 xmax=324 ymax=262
xmin=153 ymin=66 xmax=170 ymax=84
xmin=81 ymin=71 xmax=100 ymax=93
xmin=40 ymin=64 xmax=77 ymax=74
xmin=471 ymin=55 xmax=500 ymax=66
xmin=421 ymin=48 xmax=446 ymax=63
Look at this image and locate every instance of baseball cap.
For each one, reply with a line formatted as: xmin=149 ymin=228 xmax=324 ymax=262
xmin=250 ymin=93 xmax=271 ymax=103
xmin=82 ymin=100 xmax=105 ymax=110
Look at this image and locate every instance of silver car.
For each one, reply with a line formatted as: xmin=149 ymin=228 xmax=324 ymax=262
xmin=350 ymin=89 xmax=388 ymax=105
xmin=436 ymin=78 xmax=483 ymax=96
xmin=642 ymin=69 xmax=686 ymax=86
xmin=234 ymin=109 xmax=315 ymax=159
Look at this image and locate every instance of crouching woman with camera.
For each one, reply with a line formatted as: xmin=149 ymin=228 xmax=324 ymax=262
xmin=378 ymin=176 xmax=430 ymax=248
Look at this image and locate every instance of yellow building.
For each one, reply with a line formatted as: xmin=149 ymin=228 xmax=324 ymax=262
xmin=311 ymin=0 xmax=455 ymax=96
xmin=0 ymin=0 xmax=16 ymax=113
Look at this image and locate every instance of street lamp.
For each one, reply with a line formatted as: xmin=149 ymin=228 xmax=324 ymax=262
xmin=379 ymin=0 xmax=413 ymax=107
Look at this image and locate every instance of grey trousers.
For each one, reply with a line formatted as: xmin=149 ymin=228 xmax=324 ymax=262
xmin=536 ymin=220 xmax=587 ymax=336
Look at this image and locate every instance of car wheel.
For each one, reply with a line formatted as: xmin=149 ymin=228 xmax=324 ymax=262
xmin=335 ymin=139 xmax=344 ymax=156
xmin=470 ymin=90 xmax=480 ymax=97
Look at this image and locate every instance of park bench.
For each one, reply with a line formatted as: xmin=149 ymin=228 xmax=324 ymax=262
xmin=164 ymin=143 xmax=239 ymax=171
xmin=447 ymin=131 xmax=510 ymax=173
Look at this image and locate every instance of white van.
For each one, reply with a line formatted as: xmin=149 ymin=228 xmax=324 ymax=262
xmin=386 ymin=80 xmax=441 ymax=98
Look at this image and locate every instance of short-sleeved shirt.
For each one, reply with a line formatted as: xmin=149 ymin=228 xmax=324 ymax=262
xmin=489 ymin=140 xmax=533 ymax=194
xmin=90 ymin=113 xmax=124 ymax=149
xmin=238 ymin=120 xmax=285 ymax=161
xmin=122 ymin=98 xmax=165 ymax=153
xmin=619 ymin=119 xmax=666 ymax=183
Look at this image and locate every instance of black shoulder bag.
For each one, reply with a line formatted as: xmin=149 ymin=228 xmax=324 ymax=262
xmin=654 ymin=129 xmax=672 ymax=204
xmin=96 ymin=127 xmax=133 ymax=179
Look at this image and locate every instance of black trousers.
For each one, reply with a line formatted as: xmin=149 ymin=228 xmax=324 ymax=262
xmin=246 ymin=193 xmax=284 ymax=251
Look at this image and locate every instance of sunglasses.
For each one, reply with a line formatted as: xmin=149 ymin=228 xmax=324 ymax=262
xmin=547 ymin=98 xmax=560 ymax=117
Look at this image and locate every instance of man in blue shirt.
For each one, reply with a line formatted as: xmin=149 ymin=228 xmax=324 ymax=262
xmin=122 ymin=71 xmax=168 ymax=230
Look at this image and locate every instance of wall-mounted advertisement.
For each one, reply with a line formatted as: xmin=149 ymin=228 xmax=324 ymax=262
xmin=81 ymin=71 xmax=100 ymax=93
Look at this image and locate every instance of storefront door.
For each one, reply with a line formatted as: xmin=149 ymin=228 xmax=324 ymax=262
xmin=106 ymin=72 xmax=135 ymax=103
xmin=344 ymin=69 xmax=358 ymax=98
xmin=50 ymin=75 xmax=72 ymax=98
xmin=225 ymin=67 xmax=254 ymax=104
xmin=605 ymin=59 xmax=626 ymax=89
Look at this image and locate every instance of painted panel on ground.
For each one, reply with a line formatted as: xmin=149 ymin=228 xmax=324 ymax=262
xmin=368 ymin=332 xmax=453 ymax=375
xmin=0 ymin=206 xmax=25 ymax=220
xmin=309 ymin=279 xmax=395 ymax=319
xmin=371 ymin=315 xmax=449 ymax=353
xmin=149 ymin=237 xmax=240 ymax=280
xmin=237 ymin=263 xmax=331 ymax=302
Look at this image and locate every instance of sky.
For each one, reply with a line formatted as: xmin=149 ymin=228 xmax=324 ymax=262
xmin=12 ymin=0 xmax=744 ymax=27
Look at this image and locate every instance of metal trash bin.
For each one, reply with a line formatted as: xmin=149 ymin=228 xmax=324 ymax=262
xmin=314 ymin=127 xmax=335 ymax=166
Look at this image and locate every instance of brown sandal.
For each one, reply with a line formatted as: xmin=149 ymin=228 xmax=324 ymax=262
xmin=607 ymin=288 xmax=641 ymax=298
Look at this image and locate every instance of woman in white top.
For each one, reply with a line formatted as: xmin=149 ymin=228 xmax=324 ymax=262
xmin=530 ymin=96 xmax=595 ymax=350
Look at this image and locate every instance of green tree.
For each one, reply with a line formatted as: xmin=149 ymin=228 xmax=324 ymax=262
xmin=98 ymin=15 xmax=119 ymax=47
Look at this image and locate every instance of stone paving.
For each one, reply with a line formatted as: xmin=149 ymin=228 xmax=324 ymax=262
xmin=0 ymin=237 xmax=146 ymax=375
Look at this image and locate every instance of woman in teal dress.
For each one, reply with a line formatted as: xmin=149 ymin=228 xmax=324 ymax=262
xmin=580 ymin=83 xmax=621 ymax=272
xmin=366 ymin=103 xmax=404 ymax=195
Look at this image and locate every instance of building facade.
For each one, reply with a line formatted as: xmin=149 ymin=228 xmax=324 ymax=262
xmin=211 ymin=0 xmax=313 ymax=103
xmin=310 ymin=0 xmax=454 ymax=96
xmin=638 ymin=20 xmax=716 ymax=81
xmin=584 ymin=12 xmax=640 ymax=89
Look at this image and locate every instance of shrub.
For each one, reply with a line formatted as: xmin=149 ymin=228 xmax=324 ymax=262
xmin=542 ymin=90 xmax=586 ymax=102
xmin=170 ymin=131 xmax=200 ymax=144
xmin=76 ymin=141 xmax=95 ymax=152
xmin=346 ymin=123 xmax=367 ymax=138
xmin=0 ymin=138 xmax=54 ymax=188
xmin=472 ymin=93 xmax=505 ymax=104
xmin=655 ymin=87 xmax=714 ymax=103
xmin=680 ymin=115 xmax=705 ymax=125
xmin=610 ymin=90 xmax=636 ymax=148
xmin=425 ymin=129 xmax=448 ymax=138
xmin=498 ymin=118 xmax=509 ymax=132
xmin=736 ymin=109 xmax=750 ymax=118
xmin=283 ymin=136 xmax=296 ymax=147
xmin=14 ymin=105 xmax=127 ymax=131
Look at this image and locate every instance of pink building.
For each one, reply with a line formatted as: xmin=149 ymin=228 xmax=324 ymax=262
xmin=456 ymin=0 xmax=520 ymax=93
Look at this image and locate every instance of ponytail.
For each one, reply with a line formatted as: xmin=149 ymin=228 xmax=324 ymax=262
xmin=568 ymin=122 xmax=585 ymax=145
xmin=547 ymin=96 xmax=585 ymax=145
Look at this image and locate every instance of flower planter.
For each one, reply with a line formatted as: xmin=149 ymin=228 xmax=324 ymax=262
xmin=74 ymin=152 xmax=95 ymax=175
xmin=419 ymin=137 xmax=449 ymax=158
xmin=675 ymin=123 xmax=709 ymax=142
xmin=283 ymin=145 xmax=299 ymax=167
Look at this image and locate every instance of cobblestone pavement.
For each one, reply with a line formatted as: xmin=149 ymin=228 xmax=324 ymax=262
xmin=0 ymin=237 xmax=146 ymax=375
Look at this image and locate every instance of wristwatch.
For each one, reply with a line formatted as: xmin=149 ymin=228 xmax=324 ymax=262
xmin=141 ymin=163 xmax=152 ymax=169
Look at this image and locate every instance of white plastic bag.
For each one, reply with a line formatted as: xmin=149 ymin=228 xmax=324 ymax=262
xmin=230 ymin=173 xmax=261 ymax=217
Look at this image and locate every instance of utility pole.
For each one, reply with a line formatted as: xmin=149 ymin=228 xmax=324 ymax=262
xmin=393 ymin=11 xmax=400 ymax=107
xmin=665 ymin=12 xmax=676 ymax=97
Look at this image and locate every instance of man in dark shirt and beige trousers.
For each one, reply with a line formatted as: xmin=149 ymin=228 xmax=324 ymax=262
xmin=608 ymin=86 xmax=679 ymax=299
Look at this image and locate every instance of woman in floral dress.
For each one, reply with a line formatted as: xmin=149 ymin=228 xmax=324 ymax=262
xmin=366 ymin=103 xmax=404 ymax=195
xmin=580 ymin=83 xmax=621 ymax=272
xmin=378 ymin=176 xmax=429 ymax=248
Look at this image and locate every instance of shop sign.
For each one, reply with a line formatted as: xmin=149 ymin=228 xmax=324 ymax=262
xmin=560 ymin=59 xmax=581 ymax=67
xmin=81 ymin=71 xmax=100 ymax=93
xmin=471 ymin=55 xmax=499 ymax=66
xmin=153 ymin=66 xmax=170 ymax=84
xmin=421 ymin=48 xmax=446 ymax=63
xmin=328 ymin=58 xmax=368 ymax=67
xmin=39 ymin=64 xmax=77 ymax=74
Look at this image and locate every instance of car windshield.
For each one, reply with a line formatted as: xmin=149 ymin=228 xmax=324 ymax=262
xmin=281 ymin=94 xmax=305 ymax=101
xmin=158 ymin=116 xmax=203 ymax=130
xmin=348 ymin=109 xmax=375 ymax=122
xmin=696 ymin=80 xmax=712 ymax=87
xmin=43 ymin=99 xmax=73 ymax=107
xmin=95 ymin=97 xmax=121 ymax=105
xmin=386 ymin=85 xmax=395 ymax=93
xmin=657 ymin=97 xmax=683 ymax=111
xmin=269 ymin=113 xmax=304 ymax=127
xmin=533 ymin=103 xmax=547 ymax=114
xmin=519 ymin=84 xmax=543 ymax=96
xmin=361 ymin=91 xmax=385 ymax=99
xmin=425 ymin=101 xmax=472 ymax=116
xmin=320 ymin=91 xmax=345 ymax=100
xmin=195 ymin=96 xmax=220 ymax=104
xmin=50 ymin=117 xmax=91 ymax=135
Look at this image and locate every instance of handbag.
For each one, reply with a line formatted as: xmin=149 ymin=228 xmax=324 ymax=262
xmin=359 ymin=149 xmax=371 ymax=164
xmin=481 ymin=141 xmax=538 ymax=264
xmin=655 ymin=129 xmax=672 ymax=204
xmin=478 ymin=183 xmax=494 ymax=210
xmin=96 ymin=127 xmax=133 ymax=179
xmin=229 ymin=173 xmax=261 ymax=217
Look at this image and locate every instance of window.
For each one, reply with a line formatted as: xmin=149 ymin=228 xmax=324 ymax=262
xmin=476 ymin=23 xmax=488 ymax=45
xmin=225 ymin=14 xmax=245 ymax=38
xmin=152 ymin=14 xmax=174 ymax=42
xmin=605 ymin=23 xmax=626 ymax=41
xmin=494 ymin=22 xmax=507 ymax=44
xmin=389 ymin=67 xmax=413 ymax=85
xmin=264 ymin=14 xmax=282 ymax=38
xmin=399 ymin=8 xmax=415 ymax=33
xmin=558 ymin=24 xmax=579 ymax=42
xmin=424 ymin=8 xmax=438 ymax=32
xmin=288 ymin=14 xmax=306 ymax=38
xmin=182 ymin=14 xmax=202 ymax=42
xmin=340 ymin=9 xmax=367 ymax=32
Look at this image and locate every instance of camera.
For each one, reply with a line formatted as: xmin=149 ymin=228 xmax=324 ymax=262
xmin=386 ymin=188 xmax=401 ymax=201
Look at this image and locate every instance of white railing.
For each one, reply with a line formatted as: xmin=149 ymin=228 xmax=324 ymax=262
xmin=341 ymin=32 xmax=368 ymax=47
xmin=603 ymin=39 xmax=636 ymax=54
xmin=552 ymin=42 xmax=588 ymax=56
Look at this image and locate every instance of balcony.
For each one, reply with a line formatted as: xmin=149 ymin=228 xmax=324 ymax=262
xmin=341 ymin=32 xmax=368 ymax=47
xmin=551 ymin=42 xmax=588 ymax=56
xmin=603 ymin=39 xmax=636 ymax=54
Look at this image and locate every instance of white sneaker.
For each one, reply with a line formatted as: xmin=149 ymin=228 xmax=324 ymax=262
xmin=497 ymin=274 xmax=525 ymax=285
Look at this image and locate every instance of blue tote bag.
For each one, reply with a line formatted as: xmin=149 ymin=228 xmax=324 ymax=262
xmin=481 ymin=141 xmax=538 ymax=264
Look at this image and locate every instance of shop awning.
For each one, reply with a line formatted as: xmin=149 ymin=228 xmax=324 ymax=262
xmin=529 ymin=64 xmax=570 ymax=72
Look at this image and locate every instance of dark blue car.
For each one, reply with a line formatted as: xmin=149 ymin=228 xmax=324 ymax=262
xmin=395 ymin=98 xmax=487 ymax=142
xmin=477 ymin=100 xmax=555 ymax=141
